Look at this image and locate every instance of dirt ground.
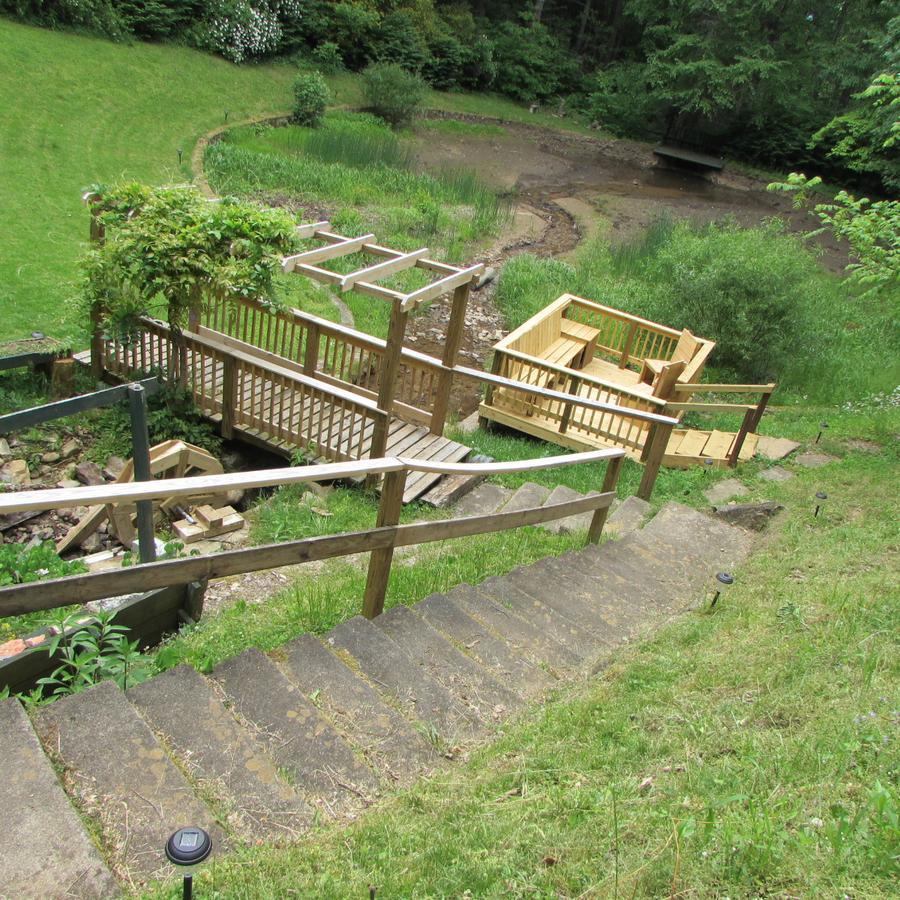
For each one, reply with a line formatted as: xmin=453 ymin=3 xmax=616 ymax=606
xmin=403 ymin=113 xmax=849 ymax=416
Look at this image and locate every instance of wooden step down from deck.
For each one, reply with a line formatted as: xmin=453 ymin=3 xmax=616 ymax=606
xmin=14 ymin=501 xmax=753 ymax=893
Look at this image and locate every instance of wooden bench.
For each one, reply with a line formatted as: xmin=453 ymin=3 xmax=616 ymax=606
xmin=522 ymin=321 xmax=602 ymax=409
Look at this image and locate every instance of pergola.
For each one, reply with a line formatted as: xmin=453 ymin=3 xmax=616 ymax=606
xmin=282 ymin=221 xmax=484 ymax=461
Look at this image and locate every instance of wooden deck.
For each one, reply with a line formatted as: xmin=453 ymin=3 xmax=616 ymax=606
xmin=88 ymin=326 xmax=470 ymax=504
xmin=663 ymin=429 xmax=758 ymax=468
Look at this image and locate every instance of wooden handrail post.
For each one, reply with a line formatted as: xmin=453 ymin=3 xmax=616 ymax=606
xmin=303 ymin=320 xmax=321 ymax=376
xmin=587 ymin=454 xmax=623 ymax=543
xmin=637 ymin=420 xmax=671 ymax=500
xmin=362 ymin=469 xmax=407 ymax=619
xmin=559 ymin=374 xmax=582 ymax=434
xmin=366 ymin=303 xmax=408 ymax=486
xmin=619 ymin=322 xmax=638 ymax=369
xmin=127 ymin=384 xmax=156 ymax=564
xmin=751 ymin=391 xmax=772 ymax=431
xmin=220 ymin=355 xmax=237 ymax=439
xmin=728 ymin=407 xmax=756 ymax=468
xmin=88 ymin=203 xmax=106 ymax=380
xmin=430 ymin=282 xmax=470 ymax=434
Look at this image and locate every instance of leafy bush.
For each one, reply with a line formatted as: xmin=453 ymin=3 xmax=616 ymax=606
xmin=0 ymin=0 xmax=130 ymax=39
xmin=362 ymin=62 xmax=427 ymax=128
xmin=292 ymin=70 xmax=329 ymax=126
xmin=375 ymin=11 xmax=429 ymax=72
xmin=311 ymin=40 xmax=343 ymax=74
xmin=0 ymin=541 xmax=87 ymax=587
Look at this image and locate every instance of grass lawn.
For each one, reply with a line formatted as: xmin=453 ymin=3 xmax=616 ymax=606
xmin=142 ymin=415 xmax=898 ymax=897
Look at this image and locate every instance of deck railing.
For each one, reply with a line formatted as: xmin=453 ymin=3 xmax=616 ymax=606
xmin=0 ymin=448 xmax=626 ymax=622
xmin=199 ymin=296 xmax=442 ymax=426
xmin=562 ymin=295 xmax=684 ymax=370
xmin=102 ymin=319 xmax=388 ymax=463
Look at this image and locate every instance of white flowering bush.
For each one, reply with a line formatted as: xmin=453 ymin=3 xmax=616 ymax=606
xmin=205 ymin=0 xmax=302 ymax=63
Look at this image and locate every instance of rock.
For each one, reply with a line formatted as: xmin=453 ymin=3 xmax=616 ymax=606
xmin=704 ymin=478 xmax=749 ymax=506
xmin=456 ymin=411 xmax=481 ymax=434
xmin=759 ymin=466 xmax=794 ymax=482
xmin=0 ymin=459 xmax=31 ymax=486
xmin=41 ymin=452 xmax=61 ymax=464
xmin=474 ymin=267 xmax=496 ymax=290
xmin=756 ymin=436 xmax=800 ymax=460
xmin=79 ymin=533 xmax=103 ymax=553
xmin=714 ymin=500 xmax=784 ymax=531
xmin=795 ymin=451 xmax=837 ymax=469
xmin=0 ymin=438 xmax=10 ymax=458
xmin=74 ymin=461 xmax=104 ymax=486
xmin=60 ymin=438 xmax=80 ymax=459
xmin=56 ymin=479 xmax=81 ymax=489
xmin=103 ymin=455 xmax=126 ymax=479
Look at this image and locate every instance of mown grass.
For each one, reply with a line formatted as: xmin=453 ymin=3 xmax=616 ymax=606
xmin=143 ymin=423 xmax=898 ymax=898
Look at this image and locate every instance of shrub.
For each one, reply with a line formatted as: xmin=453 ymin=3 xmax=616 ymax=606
xmin=292 ymin=71 xmax=329 ymax=126
xmin=311 ymin=41 xmax=344 ymax=74
xmin=375 ymin=12 xmax=429 ymax=72
xmin=362 ymin=62 xmax=427 ymax=128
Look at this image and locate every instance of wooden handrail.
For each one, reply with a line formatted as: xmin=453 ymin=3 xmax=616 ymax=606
xmin=563 ymin=294 xmax=682 ymax=339
xmin=0 ymin=448 xmax=626 ymax=620
xmin=0 ymin=449 xmax=623 ymax=515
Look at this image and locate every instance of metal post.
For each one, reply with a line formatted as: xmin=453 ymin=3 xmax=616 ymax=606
xmin=127 ymin=383 xmax=157 ymax=563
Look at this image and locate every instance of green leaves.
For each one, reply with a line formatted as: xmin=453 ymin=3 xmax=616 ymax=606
xmin=83 ymin=183 xmax=299 ymax=339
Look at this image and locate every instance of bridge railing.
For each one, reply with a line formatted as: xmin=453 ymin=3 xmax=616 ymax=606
xmin=0 ymin=448 xmax=627 ymax=622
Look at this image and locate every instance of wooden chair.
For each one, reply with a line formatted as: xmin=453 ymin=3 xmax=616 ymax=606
xmin=650 ymin=359 xmax=687 ymax=400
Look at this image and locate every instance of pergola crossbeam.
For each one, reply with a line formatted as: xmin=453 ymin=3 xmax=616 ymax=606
xmin=283 ymin=233 xmax=376 ymax=271
xmin=400 ymin=264 xmax=484 ymax=312
xmin=340 ymin=248 xmax=430 ymax=291
xmin=295 ymin=220 xmax=331 ymax=239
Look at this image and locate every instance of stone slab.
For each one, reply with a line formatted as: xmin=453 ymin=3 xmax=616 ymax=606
xmin=448 ymin=584 xmax=582 ymax=677
xmin=540 ymin=485 xmax=597 ymax=534
xmin=212 ymin=649 xmax=380 ymax=816
xmin=713 ymin=500 xmax=784 ymax=532
xmin=0 ymin=698 xmax=118 ymax=898
xmin=327 ymin=616 xmax=479 ymax=744
xmin=280 ymin=634 xmax=437 ymax=786
xmin=759 ymin=465 xmax=794 ymax=482
xmin=128 ymin=665 xmax=310 ymax=839
xmin=795 ymin=451 xmax=838 ymax=468
xmin=756 ymin=435 xmax=800 ymax=460
xmin=35 ymin=680 xmax=222 ymax=885
xmin=476 ymin=574 xmax=600 ymax=662
xmin=452 ymin=482 xmax=512 ymax=518
xmin=703 ymin=478 xmax=749 ymax=506
xmin=416 ymin=593 xmax=556 ymax=698
xmin=374 ymin=605 xmax=523 ymax=723
xmin=605 ymin=495 xmax=651 ymax=536
xmin=500 ymin=481 xmax=551 ymax=514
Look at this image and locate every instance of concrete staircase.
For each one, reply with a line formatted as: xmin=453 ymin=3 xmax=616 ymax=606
xmin=2 ymin=501 xmax=753 ymax=897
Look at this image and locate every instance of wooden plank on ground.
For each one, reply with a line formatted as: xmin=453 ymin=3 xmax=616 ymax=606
xmin=674 ymin=430 xmax=708 ymax=458
xmin=704 ymin=430 xmax=733 ymax=460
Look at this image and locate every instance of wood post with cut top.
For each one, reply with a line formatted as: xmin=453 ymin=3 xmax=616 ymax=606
xmin=559 ymin=374 xmax=582 ymax=434
xmin=303 ymin=320 xmax=321 ymax=377
xmin=430 ymin=282 xmax=470 ymax=435
xmin=362 ymin=469 xmax=407 ymax=618
xmin=587 ymin=453 xmax=624 ymax=543
xmin=366 ymin=303 xmax=408 ymax=487
xmin=637 ymin=420 xmax=671 ymax=500
xmin=220 ymin=355 xmax=237 ymax=439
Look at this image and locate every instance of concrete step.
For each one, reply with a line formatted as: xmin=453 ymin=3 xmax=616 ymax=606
xmin=212 ymin=649 xmax=380 ymax=817
xmin=477 ymin=574 xmax=602 ymax=662
xmin=128 ymin=665 xmax=311 ymax=839
xmin=416 ymin=593 xmax=556 ymax=699
xmin=447 ymin=583 xmax=583 ymax=677
xmin=452 ymin=482 xmax=512 ymax=518
xmin=499 ymin=481 xmax=551 ymax=514
xmin=606 ymin=495 xmax=651 ymax=536
xmin=34 ymin=679 xmax=222 ymax=886
xmin=326 ymin=616 xmax=480 ymax=745
xmin=539 ymin=484 xmax=599 ymax=535
xmin=373 ymin=605 xmax=524 ymax=723
xmin=500 ymin=559 xmax=624 ymax=646
xmin=279 ymin=634 xmax=438 ymax=786
xmin=1 ymin=698 xmax=117 ymax=898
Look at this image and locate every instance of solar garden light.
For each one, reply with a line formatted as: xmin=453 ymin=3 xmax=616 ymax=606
xmin=31 ymin=331 xmax=45 ymax=340
xmin=710 ymin=572 xmax=734 ymax=608
xmin=166 ymin=827 xmax=212 ymax=900
xmin=224 ymin=110 xmax=229 ymax=122
xmin=816 ymin=421 xmax=828 ymax=443
xmin=814 ymin=491 xmax=828 ymax=518
xmin=177 ymin=148 xmax=184 ymax=165
xmin=703 ymin=458 xmax=714 ymax=475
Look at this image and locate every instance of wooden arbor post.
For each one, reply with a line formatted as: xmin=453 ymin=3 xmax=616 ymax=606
xmin=362 ymin=469 xmax=407 ymax=618
xmin=430 ymin=281 xmax=471 ymax=435
xmin=86 ymin=195 xmax=107 ymax=380
xmin=365 ymin=300 xmax=408 ymax=488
